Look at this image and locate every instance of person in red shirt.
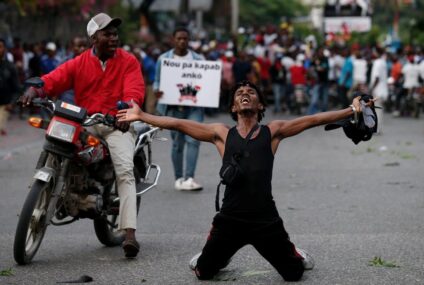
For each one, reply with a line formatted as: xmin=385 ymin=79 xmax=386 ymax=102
xmin=20 ymin=13 xmax=145 ymax=258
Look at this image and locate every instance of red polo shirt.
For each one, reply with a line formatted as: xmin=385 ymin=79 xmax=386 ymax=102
xmin=42 ymin=48 xmax=144 ymax=115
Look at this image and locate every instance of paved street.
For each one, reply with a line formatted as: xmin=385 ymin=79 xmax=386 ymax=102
xmin=1 ymin=112 xmax=424 ymax=285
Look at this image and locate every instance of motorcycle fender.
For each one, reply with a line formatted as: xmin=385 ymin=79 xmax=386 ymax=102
xmin=33 ymin=167 xmax=55 ymax=183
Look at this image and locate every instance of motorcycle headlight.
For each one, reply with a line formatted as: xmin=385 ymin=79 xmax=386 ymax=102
xmin=47 ymin=119 xmax=77 ymax=143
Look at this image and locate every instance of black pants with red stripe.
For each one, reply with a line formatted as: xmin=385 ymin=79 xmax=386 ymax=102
xmin=195 ymin=213 xmax=304 ymax=281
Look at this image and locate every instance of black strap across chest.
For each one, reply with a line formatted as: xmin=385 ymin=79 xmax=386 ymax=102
xmin=215 ymin=124 xmax=260 ymax=212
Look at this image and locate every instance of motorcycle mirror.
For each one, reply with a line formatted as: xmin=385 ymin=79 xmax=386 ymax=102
xmin=24 ymin=77 xmax=45 ymax=88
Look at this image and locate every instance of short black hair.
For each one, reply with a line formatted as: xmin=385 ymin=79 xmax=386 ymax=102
xmin=229 ymin=80 xmax=267 ymax=122
xmin=173 ymin=27 xmax=190 ymax=37
xmin=0 ymin=38 xmax=5 ymax=45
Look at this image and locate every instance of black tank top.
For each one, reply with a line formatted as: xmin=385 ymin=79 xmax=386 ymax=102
xmin=220 ymin=125 xmax=279 ymax=219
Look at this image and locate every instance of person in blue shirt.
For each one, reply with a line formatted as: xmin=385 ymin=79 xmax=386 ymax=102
xmin=338 ymin=49 xmax=354 ymax=108
xmin=40 ymin=42 xmax=60 ymax=74
xmin=142 ymin=47 xmax=159 ymax=114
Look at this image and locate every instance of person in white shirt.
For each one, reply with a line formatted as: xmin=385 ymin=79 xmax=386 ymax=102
xmin=352 ymin=50 xmax=367 ymax=89
xmin=370 ymin=48 xmax=388 ymax=133
xmin=400 ymin=54 xmax=421 ymax=117
xmin=402 ymin=55 xmax=420 ymax=91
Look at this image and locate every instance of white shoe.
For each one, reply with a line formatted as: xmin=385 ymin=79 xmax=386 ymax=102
xmin=296 ymin=248 xmax=315 ymax=270
xmin=179 ymin=177 xmax=203 ymax=191
xmin=189 ymin=252 xmax=231 ymax=271
xmin=174 ymin=178 xmax=185 ymax=190
xmin=189 ymin=252 xmax=202 ymax=270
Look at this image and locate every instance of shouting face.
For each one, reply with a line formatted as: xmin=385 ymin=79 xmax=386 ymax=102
xmin=92 ymin=25 xmax=119 ymax=60
xmin=232 ymin=85 xmax=264 ymax=116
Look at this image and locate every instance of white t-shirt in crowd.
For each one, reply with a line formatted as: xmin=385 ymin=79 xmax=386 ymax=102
xmin=402 ymin=62 xmax=420 ymax=89
xmin=173 ymin=52 xmax=194 ymax=61
xmin=353 ymin=58 xmax=367 ymax=85
xmin=370 ymin=57 xmax=388 ymax=99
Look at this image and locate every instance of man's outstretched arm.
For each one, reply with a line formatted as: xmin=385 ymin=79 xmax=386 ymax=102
xmin=117 ymin=100 xmax=228 ymax=144
xmin=270 ymin=96 xmax=362 ymax=140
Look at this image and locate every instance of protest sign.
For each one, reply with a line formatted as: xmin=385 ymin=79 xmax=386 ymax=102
xmin=158 ymin=58 xmax=222 ymax=108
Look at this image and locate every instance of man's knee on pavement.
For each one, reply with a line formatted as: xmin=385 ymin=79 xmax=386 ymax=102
xmin=194 ymin=255 xmax=221 ymax=280
xmin=279 ymin=262 xmax=304 ymax=282
xmin=194 ymin=267 xmax=219 ymax=280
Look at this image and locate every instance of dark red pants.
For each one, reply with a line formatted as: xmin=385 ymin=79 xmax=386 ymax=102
xmin=195 ymin=213 xmax=304 ymax=282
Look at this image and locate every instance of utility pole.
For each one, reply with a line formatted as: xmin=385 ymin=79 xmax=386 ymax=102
xmin=231 ymin=0 xmax=239 ymax=34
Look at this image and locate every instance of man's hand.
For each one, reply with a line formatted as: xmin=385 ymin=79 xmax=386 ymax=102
xmin=351 ymin=96 xmax=361 ymax=112
xmin=116 ymin=100 xmax=143 ymax=122
xmin=115 ymin=121 xmax=130 ymax=133
xmin=19 ymin=88 xmax=38 ymax=106
xmin=351 ymin=94 xmax=377 ymax=114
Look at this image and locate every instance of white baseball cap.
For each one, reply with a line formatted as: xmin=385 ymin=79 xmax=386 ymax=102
xmin=46 ymin=42 xmax=56 ymax=51
xmin=87 ymin=13 xmax=122 ymax=37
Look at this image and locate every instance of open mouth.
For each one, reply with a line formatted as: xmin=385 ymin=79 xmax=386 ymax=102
xmin=108 ymin=45 xmax=118 ymax=52
xmin=241 ymin=97 xmax=250 ymax=104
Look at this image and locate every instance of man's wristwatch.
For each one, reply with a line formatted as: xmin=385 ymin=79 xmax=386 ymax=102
xmin=349 ymin=104 xmax=358 ymax=125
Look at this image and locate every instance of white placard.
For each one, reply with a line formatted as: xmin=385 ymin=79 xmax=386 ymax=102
xmin=158 ymin=58 xmax=222 ymax=108
xmin=324 ymin=17 xmax=372 ymax=33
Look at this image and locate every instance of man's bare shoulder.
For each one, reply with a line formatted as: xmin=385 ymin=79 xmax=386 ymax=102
xmin=210 ymin=122 xmax=230 ymax=132
xmin=208 ymin=123 xmax=230 ymax=140
xmin=267 ymin=119 xmax=288 ymax=131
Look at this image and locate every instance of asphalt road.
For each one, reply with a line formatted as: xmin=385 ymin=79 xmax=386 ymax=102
xmin=1 ymin=112 xmax=424 ymax=285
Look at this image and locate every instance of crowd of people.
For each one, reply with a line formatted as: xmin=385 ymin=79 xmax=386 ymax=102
xmin=2 ymin=23 xmax=424 ymax=137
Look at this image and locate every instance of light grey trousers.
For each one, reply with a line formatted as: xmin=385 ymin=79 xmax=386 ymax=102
xmin=88 ymin=124 xmax=137 ymax=230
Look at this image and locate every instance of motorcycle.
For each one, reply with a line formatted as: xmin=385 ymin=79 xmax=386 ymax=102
xmin=13 ymin=77 xmax=162 ymax=265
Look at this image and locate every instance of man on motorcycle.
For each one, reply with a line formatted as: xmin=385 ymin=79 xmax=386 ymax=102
xmin=20 ymin=13 xmax=144 ymax=258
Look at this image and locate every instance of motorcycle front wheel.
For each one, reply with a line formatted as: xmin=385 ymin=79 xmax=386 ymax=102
xmin=93 ymin=183 xmax=141 ymax=247
xmin=13 ymin=180 xmax=52 ymax=265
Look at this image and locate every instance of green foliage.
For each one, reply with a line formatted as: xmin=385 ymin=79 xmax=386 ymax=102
xmin=108 ymin=3 xmax=139 ymax=45
xmin=239 ymin=0 xmax=307 ymax=26
xmin=368 ymin=256 xmax=400 ymax=268
xmin=0 ymin=268 xmax=14 ymax=276
xmin=371 ymin=0 xmax=424 ymax=46
xmin=10 ymin=0 xmax=118 ymax=17
xmin=293 ymin=22 xmax=323 ymax=44
xmin=349 ymin=26 xmax=383 ymax=46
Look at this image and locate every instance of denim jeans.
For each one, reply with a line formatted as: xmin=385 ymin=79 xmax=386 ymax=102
xmin=272 ymin=83 xmax=286 ymax=113
xmin=307 ymin=83 xmax=329 ymax=115
xmin=167 ymin=106 xmax=204 ymax=179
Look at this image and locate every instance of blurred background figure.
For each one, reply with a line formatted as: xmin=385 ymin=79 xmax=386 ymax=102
xmin=220 ymin=50 xmax=235 ymax=112
xmin=369 ymin=47 xmax=388 ymax=133
xmin=40 ymin=42 xmax=60 ymax=75
xmin=337 ymin=48 xmax=353 ymax=108
xmin=0 ymin=38 xmax=20 ymax=135
xmin=270 ymin=53 xmax=287 ymax=114
xmin=352 ymin=50 xmax=367 ymax=92
xmin=141 ymin=47 xmax=160 ymax=114
xmin=59 ymin=36 xmax=88 ymax=104
xmin=308 ymin=48 xmax=329 ymax=114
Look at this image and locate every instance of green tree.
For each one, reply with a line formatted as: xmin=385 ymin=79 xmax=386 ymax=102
xmin=239 ymin=0 xmax=307 ymax=26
